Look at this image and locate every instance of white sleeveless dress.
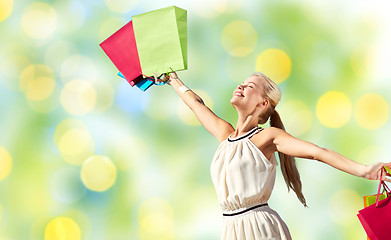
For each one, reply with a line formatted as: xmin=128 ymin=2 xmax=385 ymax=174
xmin=210 ymin=127 xmax=292 ymax=240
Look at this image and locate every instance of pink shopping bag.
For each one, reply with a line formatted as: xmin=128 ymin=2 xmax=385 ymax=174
xmin=100 ymin=21 xmax=143 ymax=86
xmin=357 ymin=170 xmax=391 ymax=240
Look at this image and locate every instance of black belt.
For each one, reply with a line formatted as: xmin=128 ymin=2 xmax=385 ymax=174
xmin=223 ymin=203 xmax=268 ymax=216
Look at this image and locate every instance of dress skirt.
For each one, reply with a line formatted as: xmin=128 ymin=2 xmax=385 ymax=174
xmin=221 ymin=205 xmax=292 ymax=240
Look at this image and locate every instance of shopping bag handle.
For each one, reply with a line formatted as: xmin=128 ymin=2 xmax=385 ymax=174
xmin=375 ymin=168 xmax=391 ymax=207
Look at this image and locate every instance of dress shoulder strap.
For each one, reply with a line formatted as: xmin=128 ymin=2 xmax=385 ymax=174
xmin=247 ymin=127 xmax=264 ymax=139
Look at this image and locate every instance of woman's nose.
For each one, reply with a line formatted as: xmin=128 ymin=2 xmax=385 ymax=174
xmin=238 ymin=84 xmax=244 ymax=89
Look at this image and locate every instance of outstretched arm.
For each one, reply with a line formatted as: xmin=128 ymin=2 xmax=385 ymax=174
xmin=268 ymin=127 xmax=391 ymax=182
xmin=166 ymin=72 xmax=234 ymax=142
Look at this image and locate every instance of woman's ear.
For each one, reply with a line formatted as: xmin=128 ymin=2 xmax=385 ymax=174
xmin=255 ymin=99 xmax=269 ymax=109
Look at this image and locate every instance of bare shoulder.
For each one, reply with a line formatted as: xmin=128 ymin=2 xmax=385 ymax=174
xmin=257 ymin=126 xmax=284 ymax=137
xmin=250 ymin=127 xmax=275 ymax=145
xmin=217 ymin=123 xmax=235 ymax=143
xmin=251 ymin=127 xmax=289 ymax=145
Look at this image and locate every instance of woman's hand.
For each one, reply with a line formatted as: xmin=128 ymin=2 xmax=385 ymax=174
xmin=163 ymin=72 xmax=179 ymax=85
xmin=364 ymin=162 xmax=391 ymax=182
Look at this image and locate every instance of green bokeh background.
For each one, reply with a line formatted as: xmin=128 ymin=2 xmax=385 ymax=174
xmin=1 ymin=0 xmax=391 ymax=239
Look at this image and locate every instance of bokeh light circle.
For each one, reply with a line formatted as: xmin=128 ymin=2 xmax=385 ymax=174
xmin=0 ymin=54 xmax=31 ymax=90
xmin=54 ymin=119 xmax=95 ymax=165
xmin=54 ymin=0 xmax=86 ymax=34
xmin=177 ymin=89 xmax=214 ymax=126
xmin=328 ymin=189 xmax=361 ymax=225
xmin=60 ymin=55 xmax=97 ymax=82
xmin=138 ymin=198 xmax=174 ymax=240
xmin=278 ymin=100 xmax=312 ymax=136
xmin=350 ymin=44 xmax=374 ymax=77
xmin=104 ymin=0 xmax=138 ymax=14
xmin=192 ymin=0 xmax=244 ymax=18
xmin=45 ymin=217 xmax=81 ymax=240
xmin=0 ymin=146 xmax=12 ymax=181
xmin=81 ymin=156 xmax=117 ymax=192
xmin=354 ymin=93 xmax=389 ymax=130
xmin=221 ymin=20 xmax=258 ymax=57
xmin=45 ymin=40 xmax=79 ymax=72
xmin=60 ymin=79 xmax=97 ymax=115
xmin=20 ymin=64 xmax=55 ymax=102
xmin=94 ymin=81 xmax=114 ymax=112
xmin=58 ymin=129 xmax=93 ymax=157
xmin=0 ymin=0 xmax=13 ymax=22
xmin=21 ymin=2 xmax=57 ymax=40
xmin=213 ymin=0 xmax=244 ymax=14
xmin=316 ymin=91 xmax=352 ymax=128
xmin=255 ymin=48 xmax=292 ymax=84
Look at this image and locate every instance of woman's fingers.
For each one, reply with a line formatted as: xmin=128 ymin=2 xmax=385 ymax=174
xmin=383 ymin=178 xmax=391 ymax=183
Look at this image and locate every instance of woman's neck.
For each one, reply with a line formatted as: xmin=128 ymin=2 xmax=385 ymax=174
xmin=232 ymin=112 xmax=259 ymax=138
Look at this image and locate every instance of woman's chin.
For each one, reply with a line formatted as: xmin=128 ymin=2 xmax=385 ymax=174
xmin=230 ymin=97 xmax=237 ymax=105
xmin=230 ymin=97 xmax=243 ymax=108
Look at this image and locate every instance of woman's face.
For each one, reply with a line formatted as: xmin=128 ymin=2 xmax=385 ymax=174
xmin=230 ymin=76 xmax=266 ymax=112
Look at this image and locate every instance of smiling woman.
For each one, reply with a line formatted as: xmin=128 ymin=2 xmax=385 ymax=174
xmin=163 ymin=71 xmax=391 ymax=240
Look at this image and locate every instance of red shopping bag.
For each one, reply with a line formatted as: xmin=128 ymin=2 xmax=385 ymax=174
xmin=357 ymin=171 xmax=391 ymax=240
xmin=100 ymin=21 xmax=143 ymax=86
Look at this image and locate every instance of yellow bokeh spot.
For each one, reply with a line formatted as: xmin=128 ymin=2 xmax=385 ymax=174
xmin=138 ymin=198 xmax=174 ymax=240
xmin=0 ymin=146 xmax=12 ymax=181
xmin=26 ymin=77 xmax=55 ymax=101
xmin=354 ymin=93 xmax=389 ymax=130
xmin=350 ymin=44 xmax=374 ymax=77
xmin=20 ymin=64 xmax=55 ymax=101
xmin=94 ymin=81 xmax=114 ymax=112
xmin=316 ymin=91 xmax=352 ymax=128
xmin=45 ymin=217 xmax=81 ymax=240
xmin=104 ymin=0 xmax=138 ymax=14
xmin=278 ymin=100 xmax=312 ymax=136
xmin=255 ymin=48 xmax=292 ymax=84
xmin=177 ymin=89 xmax=214 ymax=126
xmin=0 ymin=0 xmax=13 ymax=22
xmin=21 ymin=2 xmax=57 ymax=40
xmin=213 ymin=0 xmax=244 ymax=14
xmin=54 ymin=119 xmax=88 ymax=145
xmin=58 ymin=129 xmax=93 ymax=157
xmin=54 ymin=119 xmax=94 ymax=165
xmin=60 ymin=79 xmax=97 ymax=115
xmin=81 ymin=156 xmax=117 ymax=192
xmin=328 ymin=189 xmax=361 ymax=225
xmin=221 ymin=20 xmax=257 ymax=57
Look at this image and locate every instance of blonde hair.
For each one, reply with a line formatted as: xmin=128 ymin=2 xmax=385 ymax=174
xmin=252 ymin=72 xmax=307 ymax=207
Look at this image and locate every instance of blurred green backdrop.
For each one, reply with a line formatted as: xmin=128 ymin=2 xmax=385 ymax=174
xmin=1 ymin=0 xmax=391 ymax=239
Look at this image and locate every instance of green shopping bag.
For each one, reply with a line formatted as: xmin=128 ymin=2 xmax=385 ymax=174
xmin=133 ymin=6 xmax=187 ymax=77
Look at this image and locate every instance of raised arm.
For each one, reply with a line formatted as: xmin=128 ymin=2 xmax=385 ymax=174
xmin=267 ymin=127 xmax=391 ymax=182
xmin=166 ymin=72 xmax=234 ymax=142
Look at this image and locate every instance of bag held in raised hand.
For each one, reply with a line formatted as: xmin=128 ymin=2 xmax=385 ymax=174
xmin=132 ymin=6 xmax=187 ymax=76
xmin=357 ymin=170 xmax=391 ymax=240
xmin=100 ymin=21 xmax=143 ymax=86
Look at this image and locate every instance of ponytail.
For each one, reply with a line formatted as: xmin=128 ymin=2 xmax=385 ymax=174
xmin=270 ymin=110 xmax=307 ymax=207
